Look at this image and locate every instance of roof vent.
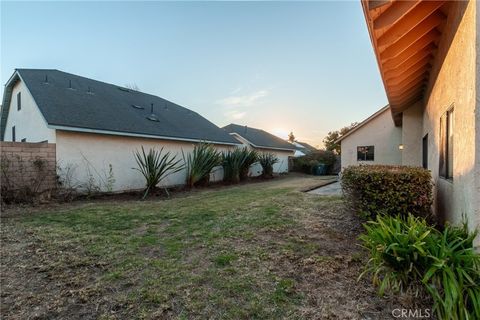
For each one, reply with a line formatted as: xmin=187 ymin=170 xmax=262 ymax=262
xmin=67 ymin=79 xmax=75 ymax=90
xmin=118 ymin=87 xmax=130 ymax=92
xmin=86 ymin=86 xmax=94 ymax=95
xmin=146 ymin=103 xmax=159 ymax=122
xmin=44 ymin=75 xmax=49 ymax=84
xmin=131 ymin=104 xmax=144 ymax=110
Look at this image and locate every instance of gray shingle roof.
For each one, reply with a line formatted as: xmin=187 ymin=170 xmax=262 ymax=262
xmin=1 ymin=69 xmax=239 ymax=144
xmin=223 ymin=124 xmax=295 ymax=151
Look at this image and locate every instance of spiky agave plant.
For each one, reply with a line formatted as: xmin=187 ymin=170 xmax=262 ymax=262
xmin=258 ymin=152 xmax=279 ymax=178
xmin=222 ymin=148 xmax=246 ymax=184
xmin=183 ymin=142 xmax=222 ymax=188
xmin=133 ymin=146 xmax=184 ymax=199
xmin=240 ymin=149 xmax=258 ymax=181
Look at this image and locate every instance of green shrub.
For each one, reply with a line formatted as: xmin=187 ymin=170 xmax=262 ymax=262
xmin=360 ymin=214 xmax=480 ymax=319
xmin=341 ymin=165 xmax=433 ymax=219
xmin=183 ymin=143 xmax=222 ymax=188
xmin=222 ymin=149 xmax=246 ymax=184
xmin=258 ymin=153 xmax=278 ymax=178
xmin=292 ymin=150 xmax=336 ymax=174
xmin=240 ymin=149 xmax=258 ymax=181
xmin=133 ymin=147 xmax=184 ymax=199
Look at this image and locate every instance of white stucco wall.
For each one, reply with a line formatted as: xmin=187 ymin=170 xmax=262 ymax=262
xmin=419 ymin=0 xmax=478 ymax=245
xmin=401 ymin=101 xmax=424 ymax=167
xmin=340 ymin=108 xmax=402 ymax=168
xmin=3 ymin=80 xmax=56 ymax=143
xmin=56 ymin=131 xmax=234 ymax=192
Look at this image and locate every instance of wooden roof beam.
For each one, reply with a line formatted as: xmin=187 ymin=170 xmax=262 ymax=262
xmin=387 ymin=67 xmax=428 ymax=88
xmin=391 ymin=94 xmax=424 ymax=111
xmin=382 ymin=45 xmax=433 ymax=71
xmin=381 ymin=28 xmax=441 ymax=61
xmin=377 ymin=1 xmax=445 ymax=49
xmin=390 ymin=86 xmax=425 ymax=104
xmin=374 ymin=1 xmax=420 ymax=30
xmin=389 ymin=75 xmax=428 ymax=95
xmin=384 ymin=56 xmax=431 ymax=81
xmin=388 ymin=71 xmax=428 ymax=92
xmin=391 ymin=87 xmax=425 ymax=105
xmin=368 ymin=0 xmax=391 ymax=11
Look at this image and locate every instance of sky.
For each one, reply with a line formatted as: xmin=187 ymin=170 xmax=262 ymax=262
xmin=1 ymin=1 xmax=388 ymax=147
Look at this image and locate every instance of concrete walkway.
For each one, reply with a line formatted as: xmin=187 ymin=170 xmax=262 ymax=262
xmin=307 ymin=181 xmax=342 ymax=196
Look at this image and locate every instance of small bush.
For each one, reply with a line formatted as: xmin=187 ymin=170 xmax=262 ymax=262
xmin=240 ymin=149 xmax=258 ymax=181
xmin=360 ymin=214 xmax=480 ymax=320
xmin=133 ymin=146 xmax=183 ymax=199
xmin=341 ymin=165 xmax=433 ymax=219
xmin=183 ymin=143 xmax=222 ymax=188
xmin=222 ymin=149 xmax=245 ymax=184
xmin=258 ymin=153 xmax=278 ymax=178
xmin=292 ymin=150 xmax=337 ymax=174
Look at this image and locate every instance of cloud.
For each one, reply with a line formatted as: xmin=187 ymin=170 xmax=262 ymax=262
xmin=224 ymin=110 xmax=246 ymax=120
xmin=217 ymin=89 xmax=269 ymax=108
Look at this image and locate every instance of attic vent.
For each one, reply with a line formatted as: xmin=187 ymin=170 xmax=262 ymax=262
xmin=131 ymin=104 xmax=144 ymax=110
xmin=146 ymin=103 xmax=160 ymax=122
xmin=118 ymin=87 xmax=130 ymax=92
xmin=68 ymin=79 xmax=75 ymax=90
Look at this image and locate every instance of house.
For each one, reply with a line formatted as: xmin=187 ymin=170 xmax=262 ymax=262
xmin=336 ymin=105 xmax=402 ymax=167
xmin=0 ymin=69 xmax=240 ymax=191
xmin=291 ymin=141 xmax=318 ymax=157
xmin=222 ymin=124 xmax=295 ymax=175
xmin=352 ymin=0 xmax=478 ymax=245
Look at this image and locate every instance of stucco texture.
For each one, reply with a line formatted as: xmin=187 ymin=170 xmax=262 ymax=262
xmin=417 ymin=0 xmax=478 ymax=244
xmin=56 ymin=131 xmax=234 ymax=192
xmin=3 ymin=80 xmax=56 ymax=143
xmin=340 ymin=108 xmax=402 ymax=168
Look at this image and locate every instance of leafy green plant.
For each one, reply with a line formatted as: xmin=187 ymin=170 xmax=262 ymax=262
xmin=360 ymin=214 xmax=480 ymax=319
xmin=222 ymin=148 xmax=246 ymax=184
xmin=258 ymin=153 xmax=278 ymax=178
xmin=341 ymin=165 xmax=433 ymax=220
xmin=183 ymin=142 xmax=221 ymax=188
xmin=133 ymin=146 xmax=183 ymax=199
xmin=240 ymin=149 xmax=258 ymax=181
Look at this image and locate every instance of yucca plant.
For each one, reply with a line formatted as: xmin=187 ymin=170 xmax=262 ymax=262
xmin=133 ymin=146 xmax=184 ymax=199
xmin=240 ymin=149 xmax=258 ymax=181
xmin=183 ymin=142 xmax=221 ymax=188
xmin=360 ymin=214 xmax=480 ymax=319
xmin=258 ymin=153 xmax=278 ymax=178
xmin=222 ymin=148 xmax=246 ymax=184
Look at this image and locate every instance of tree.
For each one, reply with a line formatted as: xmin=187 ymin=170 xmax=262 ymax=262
xmin=288 ymin=132 xmax=296 ymax=143
xmin=323 ymin=122 xmax=358 ymax=154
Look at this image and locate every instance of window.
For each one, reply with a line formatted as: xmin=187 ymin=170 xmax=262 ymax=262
xmin=439 ymin=108 xmax=454 ymax=179
xmin=357 ymin=146 xmax=374 ymax=161
xmin=12 ymin=126 xmax=16 ymax=142
xmin=17 ymin=92 xmax=21 ymax=111
xmin=422 ymin=134 xmax=428 ymax=169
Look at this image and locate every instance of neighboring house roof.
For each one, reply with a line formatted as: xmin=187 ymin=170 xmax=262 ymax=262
xmin=334 ymin=105 xmax=390 ymax=144
xmin=1 ymin=69 xmax=239 ymax=145
xmin=223 ymin=124 xmax=295 ymax=152
xmin=293 ymin=141 xmax=318 ymax=153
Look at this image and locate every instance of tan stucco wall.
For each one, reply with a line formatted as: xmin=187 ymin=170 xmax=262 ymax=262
xmin=401 ymin=101 xmax=424 ymax=166
xmin=420 ymin=0 xmax=478 ymax=245
xmin=340 ymin=108 xmax=402 ymax=168
xmin=56 ymin=131 xmax=234 ymax=192
xmin=3 ymin=80 xmax=56 ymax=143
